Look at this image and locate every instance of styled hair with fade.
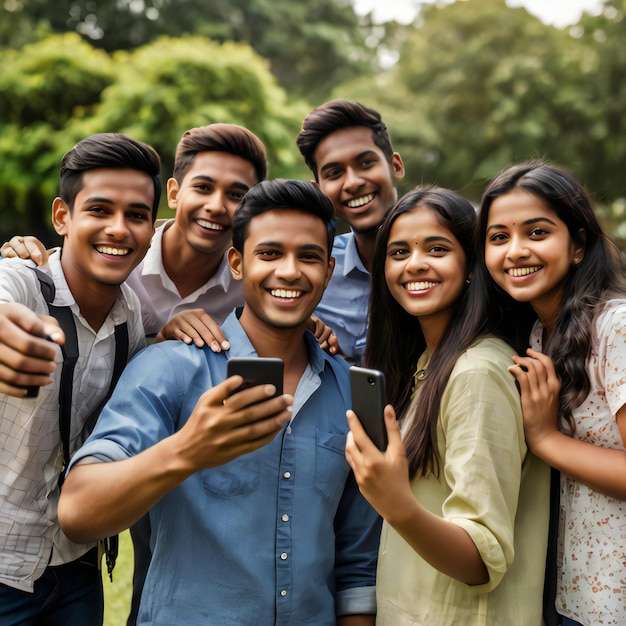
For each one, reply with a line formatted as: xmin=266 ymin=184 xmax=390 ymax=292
xmin=232 ymin=179 xmax=336 ymax=259
xmin=296 ymin=99 xmax=394 ymax=180
xmin=59 ymin=133 xmax=161 ymax=222
xmin=172 ymin=123 xmax=267 ymax=185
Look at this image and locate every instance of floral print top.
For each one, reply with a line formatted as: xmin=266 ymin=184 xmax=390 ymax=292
xmin=530 ymin=299 xmax=626 ymax=625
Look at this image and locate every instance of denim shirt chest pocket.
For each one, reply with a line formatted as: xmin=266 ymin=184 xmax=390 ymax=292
xmin=200 ymin=455 xmax=260 ymax=496
xmin=314 ymin=431 xmax=348 ymax=502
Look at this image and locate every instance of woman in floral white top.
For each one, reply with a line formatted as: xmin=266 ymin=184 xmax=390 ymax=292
xmin=477 ymin=160 xmax=626 ymax=626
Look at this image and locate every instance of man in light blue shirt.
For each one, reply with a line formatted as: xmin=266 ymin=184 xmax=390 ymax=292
xmin=58 ymin=179 xmax=380 ymax=625
xmin=297 ymin=100 xmax=405 ymax=364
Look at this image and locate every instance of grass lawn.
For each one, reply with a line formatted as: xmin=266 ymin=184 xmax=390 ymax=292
xmin=103 ymin=529 xmax=133 ymax=626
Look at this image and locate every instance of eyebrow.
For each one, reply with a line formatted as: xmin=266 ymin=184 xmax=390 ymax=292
xmin=319 ymin=149 xmax=379 ymax=174
xmin=255 ymin=241 xmax=327 ymax=255
xmin=486 ymin=216 xmax=558 ymax=233
xmin=190 ymin=174 xmax=250 ymax=191
xmin=387 ymin=235 xmax=455 ymax=249
xmin=82 ymin=196 xmax=151 ymax=211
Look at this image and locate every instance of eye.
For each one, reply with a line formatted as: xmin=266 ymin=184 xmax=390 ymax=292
xmin=194 ymin=183 xmax=213 ymax=192
xmin=322 ymin=168 xmax=342 ymax=180
xmin=228 ymin=190 xmax=247 ymax=202
xmin=257 ymin=250 xmax=279 ymax=259
xmin=301 ymin=252 xmax=323 ymax=262
xmin=488 ymin=232 xmax=508 ymax=243
xmin=388 ymin=247 xmax=409 ymax=258
xmin=87 ymin=205 xmax=107 ymax=214
xmin=128 ymin=210 xmax=150 ymax=221
xmin=428 ymin=245 xmax=450 ymax=255
xmin=529 ymin=227 xmax=548 ymax=237
xmin=360 ymin=158 xmax=377 ymax=169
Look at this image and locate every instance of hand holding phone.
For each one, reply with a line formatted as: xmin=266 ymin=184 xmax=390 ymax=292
xmin=349 ymin=366 xmax=388 ymax=450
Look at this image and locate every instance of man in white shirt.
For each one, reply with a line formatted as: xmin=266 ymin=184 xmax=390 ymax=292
xmin=0 ymin=133 xmax=160 ymax=624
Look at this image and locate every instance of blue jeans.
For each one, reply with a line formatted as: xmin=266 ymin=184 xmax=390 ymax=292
xmin=0 ymin=548 xmax=103 ymax=626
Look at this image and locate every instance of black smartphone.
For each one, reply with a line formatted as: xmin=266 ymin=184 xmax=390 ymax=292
xmin=349 ymin=366 xmax=388 ymax=451
xmin=227 ymin=357 xmax=284 ymax=400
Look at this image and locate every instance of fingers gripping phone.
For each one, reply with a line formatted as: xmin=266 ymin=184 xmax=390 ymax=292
xmin=227 ymin=357 xmax=284 ymax=402
xmin=349 ymin=366 xmax=388 ymax=451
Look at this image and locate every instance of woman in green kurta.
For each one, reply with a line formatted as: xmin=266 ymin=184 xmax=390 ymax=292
xmin=345 ymin=187 xmax=550 ymax=625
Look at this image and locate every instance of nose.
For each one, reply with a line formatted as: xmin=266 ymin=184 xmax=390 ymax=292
xmin=506 ymin=234 xmax=530 ymax=260
xmin=274 ymin=255 xmax=301 ymax=282
xmin=405 ymin=249 xmax=428 ymax=272
xmin=204 ymin=190 xmax=228 ymax=214
xmin=344 ymin=167 xmax=365 ymax=193
xmin=105 ymin=212 xmax=130 ymax=240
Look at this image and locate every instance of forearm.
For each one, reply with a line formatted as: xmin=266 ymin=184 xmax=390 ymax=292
xmin=58 ymin=434 xmax=195 ymax=543
xmin=387 ymin=497 xmax=488 ymax=585
xmin=532 ymin=430 xmax=626 ymax=500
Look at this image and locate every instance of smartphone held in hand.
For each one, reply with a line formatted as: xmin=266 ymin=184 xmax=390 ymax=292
xmin=227 ymin=357 xmax=284 ymax=400
xmin=349 ymin=366 xmax=388 ymax=450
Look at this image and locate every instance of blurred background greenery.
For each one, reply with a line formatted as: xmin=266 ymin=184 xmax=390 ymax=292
xmin=1 ymin=0 xmax=624 ymax=247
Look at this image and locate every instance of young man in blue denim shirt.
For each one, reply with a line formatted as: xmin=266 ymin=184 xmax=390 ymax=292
xmin=58 ymin=179 xmax=380 ymax=625
xmin=296 ymin=100 xmax=405 ymax=365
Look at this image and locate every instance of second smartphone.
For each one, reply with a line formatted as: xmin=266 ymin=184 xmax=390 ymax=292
xmin=349 ymin=366 xmax=388 ymax=451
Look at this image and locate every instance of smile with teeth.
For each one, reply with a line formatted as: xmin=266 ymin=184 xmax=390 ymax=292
xmin=270 ymin=288 xmax=302 ymax=299
xmin=196 ymin=219 xmax=225 ymax=231
xmin=506 ymin=266 xmax=542 ymax=277
xmin=346 ymin=193 xmax=375 ymax=209
xmin=405 ymin=281 xmax=438 ymax=291
xmin=95 ymin=245 xmax=130 ymax=256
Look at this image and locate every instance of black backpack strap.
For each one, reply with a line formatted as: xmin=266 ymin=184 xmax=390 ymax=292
xmin=83 ymin=322 xmax=129 ymax=436
xmin=32 ymin=267 xmax=128 ymax=581
xmin=49 ymin=303 xmax=80 ymax=482
xmin=31 ymin=268 xmax=79 ymax=482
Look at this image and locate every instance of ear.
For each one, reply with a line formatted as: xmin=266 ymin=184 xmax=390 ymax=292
xmin=166 ymin=177 xmax=179 ymax=210
xmin=323 ymin=255 xmax=335 ymax=290
xmin=228 ymin=246 xmax=243 ymax=281
xmin=52 ymin=197 xmax=71 ymax=236
xmin=572 ymin=228 xmax=587 ymax=265
xmin=391 ymin=152 xmax=405 ymax=182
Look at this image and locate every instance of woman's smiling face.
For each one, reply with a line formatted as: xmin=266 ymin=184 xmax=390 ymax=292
xmin=484 ymin=188 xmax=584 ymax=323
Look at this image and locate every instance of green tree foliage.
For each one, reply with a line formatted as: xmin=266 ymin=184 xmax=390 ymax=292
xmin=0 ymin=0 xmax=377 ymax=101
xmin=337 ymin=0 xmax=625 ymax=210
xmin=79 ymin=36 xmax=309 ymax=183
xmin=0 ymin=33 xmax=115 ymax=244
xmin=572 ymin=0 xmax=626 ymax=204
xmin=0 ymin=34 xmax=308 ymax=244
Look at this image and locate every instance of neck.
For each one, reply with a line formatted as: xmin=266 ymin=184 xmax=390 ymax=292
xmin=238 ymin=310 xmax=310 ymax=396
xmin=531 ymin=296 xmax=561 ymax=343
xmin=352 ymin=230 xmax=377 ymax=272
xmin=418 ymin=314 xmax=452 ymax=360
xmin=162 ymin=223 xmax=227 ymax=298
xmin=61 ymin=264 xmax=119 ymax=332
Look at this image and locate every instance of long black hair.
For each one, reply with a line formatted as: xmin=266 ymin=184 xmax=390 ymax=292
xmin=474 ymin=160 xmax=625 ymax=420
xmin=366 ymin=186 xmax=486 ymax=479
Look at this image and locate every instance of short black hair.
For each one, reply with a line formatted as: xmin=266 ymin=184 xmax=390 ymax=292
xmin=172 ymin=123 xmax=267 ymax=184
xmin=232 ymin=179 xmax=336 ymax=258
xmin=59 ymin=133 xmax=161 ymax=222
xmin=296 ymin=99 xmax=394 ymax=180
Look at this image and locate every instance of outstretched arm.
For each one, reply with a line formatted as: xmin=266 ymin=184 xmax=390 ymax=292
xmin=511 ymin=348 xmax=626 ymax=501
xmin=1 ymin=235 xmax=50 ymax=266
xmin=58 ymin=376 xmax=293 ymax=543
xmin=0 ymin=302 xmax=63 ymax=397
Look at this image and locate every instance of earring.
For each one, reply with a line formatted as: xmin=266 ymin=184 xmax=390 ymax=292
xmin=465 ymin=278 xmax=471 ymax=284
